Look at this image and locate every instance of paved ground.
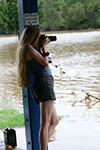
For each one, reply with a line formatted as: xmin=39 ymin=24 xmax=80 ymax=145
xmin=1 ymin=120 xmax=100 ymax=150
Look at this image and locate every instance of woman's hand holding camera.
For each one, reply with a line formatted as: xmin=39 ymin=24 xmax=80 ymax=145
xmin=41 ymin=37 xmax=50 ymax=54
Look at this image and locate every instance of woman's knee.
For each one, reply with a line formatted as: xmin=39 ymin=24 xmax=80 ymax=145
xmin=50 ymin=106 xmax=59 ymax=127
xmin=50 ymin=117 xmax=59 ymax=127
xmin=55 ymin=118 xmax=59 ymax=126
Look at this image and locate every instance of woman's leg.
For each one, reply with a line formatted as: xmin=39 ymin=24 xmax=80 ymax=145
xmin=48 ymin=104 xmax=59 ymax=140
xmin=39 ymin=100 xmax=58 ymax=150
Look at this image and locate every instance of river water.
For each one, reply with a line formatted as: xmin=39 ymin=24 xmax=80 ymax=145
xmin=0 ymin=31 xmax=100 ymax=150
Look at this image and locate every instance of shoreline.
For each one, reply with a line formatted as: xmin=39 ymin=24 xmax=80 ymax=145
xmin=43 ymin=28 xmax=100 ymax=34
xmin=0 ymin=28 xmax=100 ymax=37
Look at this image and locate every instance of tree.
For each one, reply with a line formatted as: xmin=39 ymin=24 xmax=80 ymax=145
xmin=0 ymin=0 xmax=18 ymax=34
xmin=39 ymin=0 xmax=65 ymax=31
xmin=85 ymin=0 xmax=100 ymax=28
xmin=67 ymin=2 xmax=87 ymax=30
xmin=38 ymin=0 xmax=44 ymax=27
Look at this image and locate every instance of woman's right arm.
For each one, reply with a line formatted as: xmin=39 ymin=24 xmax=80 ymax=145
xmin=26 ymin=44 xmax=49 ymax=67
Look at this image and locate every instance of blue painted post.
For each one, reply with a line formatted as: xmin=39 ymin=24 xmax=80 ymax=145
xmin=17 ymin=0 xmax=40 ymax=150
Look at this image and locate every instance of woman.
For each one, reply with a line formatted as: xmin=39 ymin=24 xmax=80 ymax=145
xmin=17 ymin=26 xmax=59 ymax=150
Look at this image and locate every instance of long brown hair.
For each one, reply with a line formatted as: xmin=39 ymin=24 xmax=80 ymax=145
xmin=17 ymin=26 xmax=40 ymax=88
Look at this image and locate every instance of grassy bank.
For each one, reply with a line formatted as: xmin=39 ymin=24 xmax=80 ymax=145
xmin=0 ymin=109 xmax=24 ymax=130
xmin=0 ymin=109 xmax=64 ymax=130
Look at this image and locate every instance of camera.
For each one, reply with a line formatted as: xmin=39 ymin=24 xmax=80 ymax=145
xmin=38 ymin=34 xmax=57 ymax=47
xmin=47 ymin=35 xmax=57 ymax=41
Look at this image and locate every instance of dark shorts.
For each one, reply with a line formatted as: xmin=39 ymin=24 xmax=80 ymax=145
xmin=31 ymin=75 xmax=56 ymax=104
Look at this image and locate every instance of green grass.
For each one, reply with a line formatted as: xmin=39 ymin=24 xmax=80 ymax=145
xmin=0 ymin=109 xmax=64 ymax=130
xmin=58 ymin=115 xmax=64 ymax=121
xmin=0 ymin=109 xmax=24 ymax=130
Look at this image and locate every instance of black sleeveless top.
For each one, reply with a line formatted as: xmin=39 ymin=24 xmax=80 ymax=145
xmin=27 ymin=46 xmax=52 ymax=78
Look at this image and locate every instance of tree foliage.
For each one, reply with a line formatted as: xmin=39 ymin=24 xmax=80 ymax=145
xmin=0 ymin=0 xmax=18 ymax=34
xmin=0 ymin=0 xmax=100 ymax=34
xmin=39 ymin=0 xmax=100 ymax=31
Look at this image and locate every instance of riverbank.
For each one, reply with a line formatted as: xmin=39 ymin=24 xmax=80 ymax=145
xmin=44 ymin=28 xmax=100 ymax=34
xmin=0 ymin=28 xmax=100 ymax=37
